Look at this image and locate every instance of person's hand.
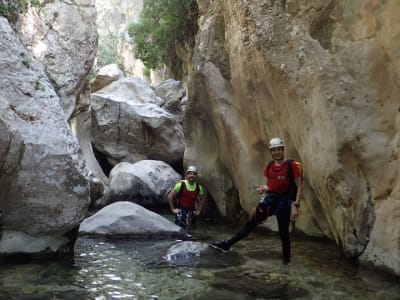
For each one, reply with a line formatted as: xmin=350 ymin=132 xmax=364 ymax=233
xmin=256 ymin=185 xmax=265 ymax=194
xmin=172 ymin=208 xmax=181 ymax=214
xmin=291 ymin=205 xmax=299 ymax=220
xmin=194 ymin=210 xmax=200 ymax=216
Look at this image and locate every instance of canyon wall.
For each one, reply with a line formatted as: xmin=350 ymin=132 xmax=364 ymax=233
xmin=184 ymin=0 xmax=400 ymax=275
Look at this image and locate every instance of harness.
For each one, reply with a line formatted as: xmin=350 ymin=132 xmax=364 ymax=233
xmin=175 ymin=181 xmax=200 ymax=227
xmin=252 ymin=160 xmax=303 ymax=225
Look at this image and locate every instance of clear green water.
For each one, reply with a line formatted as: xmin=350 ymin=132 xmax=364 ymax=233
xmin=0 ymin=218 xmax=399 ymax=300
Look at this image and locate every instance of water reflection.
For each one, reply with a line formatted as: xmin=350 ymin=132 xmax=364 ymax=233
xmin=0 ymin=219 xmax=399 ymax=300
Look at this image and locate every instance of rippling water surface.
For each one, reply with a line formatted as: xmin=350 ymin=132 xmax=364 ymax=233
xmin=0 ymin=217 xmax=399 ymax=300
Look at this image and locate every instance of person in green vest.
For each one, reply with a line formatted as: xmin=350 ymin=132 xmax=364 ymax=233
xmin=168 ymin=165 xmax=206 ymax=227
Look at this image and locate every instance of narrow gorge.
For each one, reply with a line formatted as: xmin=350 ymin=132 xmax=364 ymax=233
xmin=0 ymin=0 xmax=399 ymax=279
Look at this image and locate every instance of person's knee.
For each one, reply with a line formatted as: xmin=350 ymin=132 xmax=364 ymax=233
xmin=252 ymin=203 xmax=269 ymax=224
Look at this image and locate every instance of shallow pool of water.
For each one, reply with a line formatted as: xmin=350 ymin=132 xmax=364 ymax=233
xmin=0 ymin=218 xmax=399 ymax=300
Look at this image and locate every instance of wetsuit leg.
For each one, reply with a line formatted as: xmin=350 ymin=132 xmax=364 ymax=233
xmin=277 ymin=209 xmax=291 ymax=262
xmin=226 ymin=202 xmax=271 ymax=247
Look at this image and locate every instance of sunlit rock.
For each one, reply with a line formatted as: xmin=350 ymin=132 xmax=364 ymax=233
xmin=90 ymin=64 xmax=124 ymax=93
xmin=103 ymin=160 xmax=181 ymax=207
xmin=95 ymin=0 xmax=149 ymax=81
xmin=91 ymin=78 xmax=184 ymax=166
xmin=79 ymin=201 xmax=181 ymax=236
xmin=16 ymin=0 xmax=97 ymax=117
xmin=155 ymin=79 xmax=187 ymax=123
xmin=184 ymin=0 xmax=400 ymax=275
xmin=0 ymin=17 xmax=90 ymax=256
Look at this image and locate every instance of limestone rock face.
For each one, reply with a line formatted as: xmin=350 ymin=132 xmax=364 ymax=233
xmin=184 ymin=0 xmax=400 ymax=274
xmin=16 ymin=0 xmax=98 ymax=117
xmin=95 ymin=0 xmax=147 ymax=79
xmin=0 ymin=17 xmax=90 ymax=255
xmin=155 ymin=79 xmax=187 ymax=123
xmin=96 ymin=0 xmax=142 ymax=34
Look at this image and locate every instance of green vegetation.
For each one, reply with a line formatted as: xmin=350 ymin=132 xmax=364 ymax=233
xmin=0 ymin=0 xmax=40 ymax=18
xmin=35 ymin=80 xmax=45 ymax=91
xmin=143 ymin=66 xmax=151 ymax=77
xmin=128 ymin=0 xmax=198 ymax=70
xmin=22 ymin=57 xmax=31 ymax=68
xmin=97 ymin=32 xmax=119 ymax=68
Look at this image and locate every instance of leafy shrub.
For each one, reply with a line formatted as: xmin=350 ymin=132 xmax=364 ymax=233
xmin=143 ymin=66 xmax=150 ymax=77
xmin=96 ymin=32 xmax=119 ymax=68
xmin=0 ymin=0 xmax=40 ymax=18
xmin=128 ymin=0 xmax=198 ymax=70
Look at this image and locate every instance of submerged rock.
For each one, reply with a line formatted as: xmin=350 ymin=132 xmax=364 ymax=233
xmin=164 ymin=241 xmax=209 ymax=262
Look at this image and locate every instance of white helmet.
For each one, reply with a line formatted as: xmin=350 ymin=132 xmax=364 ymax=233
xmin=186 ymin=165 xmax=197 ymax=173
xmin=269 ymin=137 xmax=285 ymax=149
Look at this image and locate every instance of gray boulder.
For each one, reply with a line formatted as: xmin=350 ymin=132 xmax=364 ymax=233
xmin=91 ymin=77 xmax=184 ymax=166
xmin=104 ymin=160 xmax=182 ymax=207
xmin=0 ymin=17 xmax=90 ymax=256
xmin=79 ymin=201 xmax=181 ymax=236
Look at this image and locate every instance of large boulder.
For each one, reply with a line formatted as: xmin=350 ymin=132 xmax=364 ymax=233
xmin=104 ymin=160 xmax=181 ymax=207
xmin=155 ymin=79 xmax=187 ymax=123
xmin=90 ymin=64 xmax=124 ymax=93
xmin=91 ymin=78 xmax=185 ymax=166
xmin=79 ymin=201 xmax=181 ymax=236
xmin=0 ymin=17 xmax=90 ymax=256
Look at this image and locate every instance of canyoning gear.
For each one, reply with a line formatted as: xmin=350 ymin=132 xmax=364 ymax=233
xmin=222 ymin=219 xmax=258 ymax=248
xmin=252 ymin=193 xmax=291 ymax=223
xmin=269 ymin=137 xmax=285 ymax=149
xmin=209 ymin=157 xmax=301 ymax=263
xmin=210 ymin=195 xmax=289 ymax=253
xmin=214 ymin=200 xmax=291 ymax=262
xmin=174 ymin=180 xmax=201 ymax=209
xmin=277 ymin=208 xmax=292 ymax=263
xmin=264 ymin=159 xmax=302 ymax=201
xmin=171 ymin=180 xmax=203 ymax=228
xmin=186 ymin=165 xmax=198 ymax=174
xmin=175 ymin=208 xmax=195 ymax=227
xmin=209 ymin=138 xmax=301 ymax=263
xmin=210 ymin=240 xmax=230 ymax=253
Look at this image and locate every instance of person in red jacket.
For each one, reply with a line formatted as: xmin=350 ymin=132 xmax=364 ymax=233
xmin=168 ymin=165 xmax=206 ymax=227
xmin=210 ymin=137 xmax=303 ymax=264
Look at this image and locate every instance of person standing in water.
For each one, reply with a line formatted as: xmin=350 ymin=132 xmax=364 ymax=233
xmin=168 ymin=165 xmax=206 ymax=227
xmin=210 ymin=138 xmax=303 ymax=264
